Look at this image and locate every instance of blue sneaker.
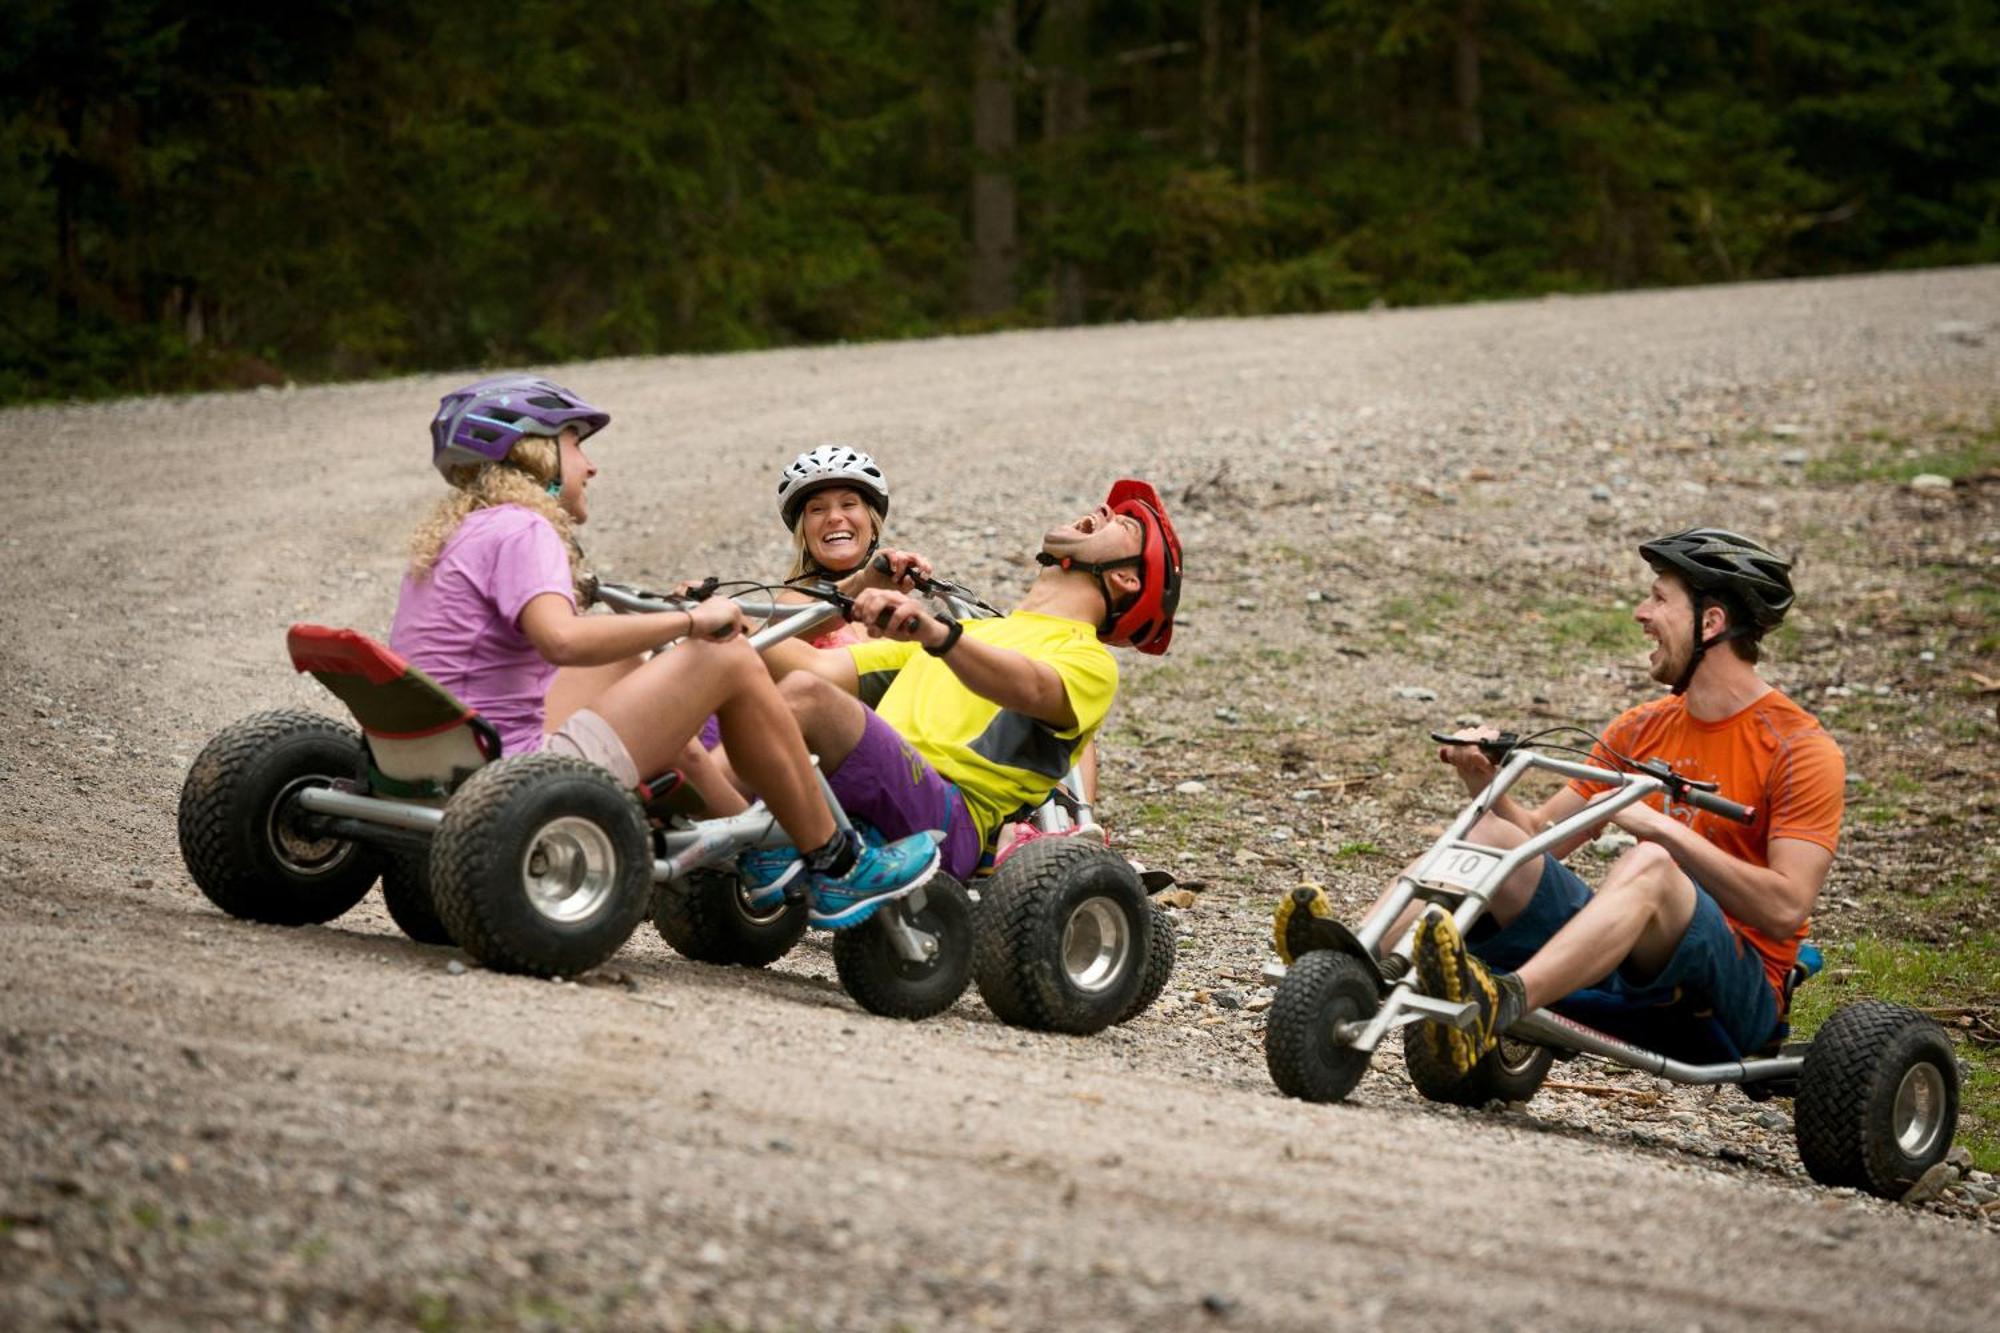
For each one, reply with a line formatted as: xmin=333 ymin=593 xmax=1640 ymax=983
xmin=808 ymin=832 xmax=941 ymax=930
xmin=736 ymin=844 xmax=805 ymax=911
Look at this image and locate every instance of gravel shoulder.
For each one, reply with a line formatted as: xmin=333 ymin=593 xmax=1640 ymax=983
xmin=3 ymin=268 xmax=1998 ymax=1330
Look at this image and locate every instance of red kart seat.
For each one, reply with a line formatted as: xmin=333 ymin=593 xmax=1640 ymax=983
xmin=287 ymin=624 xmax=501 ymax=799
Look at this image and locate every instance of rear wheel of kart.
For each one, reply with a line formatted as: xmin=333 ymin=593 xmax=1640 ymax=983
xmin=972 ymin=839 xmax=1148 ymax=1035
xmin=832 ymin=876 xmax=973 ymax=1021
xmin=1265 ymin=950 xmax=1378 ymax=1104
xmin=176 ymin=710 xmax=384 ymax=926
xmin=429 ymin=754 xmax=651 ymax=978
xmin=1795 ymin=1001 xmax=1960 ymax=1199
xmin=1115 ymin=900 xmax=1179 ymax=1025
xmin=652 ymin=869 xmax=807 ymax=967
xmin=380 ymin=851 xmax=453 ymax=946
xmin=1403 ymin=1027 xmax=1553 ymax=1107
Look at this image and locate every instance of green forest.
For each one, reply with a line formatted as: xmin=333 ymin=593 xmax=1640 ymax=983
xmin=5 ymin=0 xmax=1997 ymax=404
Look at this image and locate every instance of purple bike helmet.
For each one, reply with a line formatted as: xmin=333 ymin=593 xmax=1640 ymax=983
xmin=430 ymin=376 xmax=611 ymax=482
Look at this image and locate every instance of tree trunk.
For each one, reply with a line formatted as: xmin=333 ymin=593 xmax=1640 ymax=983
xmin=54 ymin=87 xmax=84 ymax=327
xmin=970 ymin=1 xmax=1018 ymax=317
xmin=1454 ymin=0 xmax=1484 ymax=152
xmin=1241 ymin=0 xmax=1265 ymax=182
xmin=1044 ymin=0 xmax=1090 ymax=326
xmin=1199 ymin=0 xmax=1224 ymax=163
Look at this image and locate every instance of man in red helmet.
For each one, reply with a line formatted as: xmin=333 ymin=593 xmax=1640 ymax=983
xmin=753 ymin=480 xmax=1182 ymax=898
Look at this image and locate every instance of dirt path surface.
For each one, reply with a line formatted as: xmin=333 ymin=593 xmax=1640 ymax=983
xmin=4 ymin=269 xmax=1999 ymax=1330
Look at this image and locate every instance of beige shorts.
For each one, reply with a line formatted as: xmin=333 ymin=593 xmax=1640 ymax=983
xmin=539 ymin=708 xmax=640 ymax=790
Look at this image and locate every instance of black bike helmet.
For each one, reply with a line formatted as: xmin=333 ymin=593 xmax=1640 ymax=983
xmin=1638 ymin=528 xmax=1794 ymax=693
xmin=1639 ymin=528 xmax=1794 ymax=627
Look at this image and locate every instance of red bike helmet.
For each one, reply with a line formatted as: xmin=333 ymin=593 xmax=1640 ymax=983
xmin=1040 ymin=479 xmax=1183 ymax=655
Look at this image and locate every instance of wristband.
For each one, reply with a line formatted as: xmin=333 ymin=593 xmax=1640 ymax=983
xmin=924 ymin=616 xmax=964 ymax=658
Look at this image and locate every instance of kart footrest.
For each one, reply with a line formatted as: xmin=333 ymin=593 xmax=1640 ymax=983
xmin=1390 ymin=991 xmax=1479 ymax=1030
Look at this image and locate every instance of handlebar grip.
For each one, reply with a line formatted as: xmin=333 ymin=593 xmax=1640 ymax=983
xmin=871 ymin=552 xmax=894 ymax=576
xmin=1688 ymin=788 xmax=1756 ymax=824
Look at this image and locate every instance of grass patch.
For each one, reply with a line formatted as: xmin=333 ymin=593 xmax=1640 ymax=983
xmin=1788 ymin=933 xmax=2000 ymax=1173
xmin=1381 ymin=588 xmax=1462 ymax=636
xmin=412 ymin=1293 xmax=459 ymax=1333
xmin=1530 ymin=597 xmax=1636 ymax=653
xmin=1846 ymin=775 xmax=1922 ymax=826
xmin=1134 ymin=799 xmax=1198 ymax=841
xmin=1332 ymin=840 xmax=1385 ymax=862
xmin=1806 ymin=420 xmax=1999 ymax=484
xmin=1923 ymin=564 xmax=2000 ymax=654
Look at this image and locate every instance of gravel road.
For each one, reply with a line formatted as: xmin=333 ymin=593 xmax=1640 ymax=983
xmin=4 ymin=268 xmax=1998 ymax=1330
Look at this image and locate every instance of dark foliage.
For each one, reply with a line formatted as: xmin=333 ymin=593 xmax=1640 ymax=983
xmin=4 ymin=0 xmax=1995 ymax=401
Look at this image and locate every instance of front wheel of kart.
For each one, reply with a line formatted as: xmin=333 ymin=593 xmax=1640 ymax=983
xmin=380 ymin=851 xmax=453 ymax=946
xmin=1403 ymin=1026 xmax=1554 ymax=1107
xmin=1115 ymin=899 xmax=1179 ymax=1025
xmin=832 ymin=876 xmax=973 ymax=1021
xmin=972 ymin=839 xmax=1149 ymax=1035
xmin=176 ymin=710 xmax=384 ymax=926
xmin=429 ymin=754 xmax=652 ymax=978
xmin=1795 ymin=1001 xmax=1960 ymax=1199
xmin=652 ymin=868 xmax=808 ymax=967
xmin=1265 ymin=950 xmax=1379 ymax=1104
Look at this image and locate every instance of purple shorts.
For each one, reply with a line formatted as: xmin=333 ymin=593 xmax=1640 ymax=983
xmin=826 ymin=708 xmax=982 ymax=882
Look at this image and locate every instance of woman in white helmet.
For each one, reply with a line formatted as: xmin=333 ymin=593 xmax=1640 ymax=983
xmin=772 ymin=445 xmax=905 ymax=650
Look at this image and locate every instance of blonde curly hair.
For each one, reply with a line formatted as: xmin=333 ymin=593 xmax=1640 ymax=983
xmin=408 ymin=436 xmax=593 ymax=601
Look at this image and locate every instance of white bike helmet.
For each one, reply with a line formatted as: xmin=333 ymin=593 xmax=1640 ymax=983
xmin=777 ymin=445 xmax=889 ymax=531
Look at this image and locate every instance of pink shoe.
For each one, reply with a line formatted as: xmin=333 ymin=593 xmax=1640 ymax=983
xmin=992 ymin=820 xmax=1106 ymax=870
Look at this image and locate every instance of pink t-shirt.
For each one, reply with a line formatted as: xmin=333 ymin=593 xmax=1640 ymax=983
xmin=389 ymin=505 xmax=575 ymax=755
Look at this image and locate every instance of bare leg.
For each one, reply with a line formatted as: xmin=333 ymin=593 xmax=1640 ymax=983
xmin=550 ymin=656 xmax=747 ymax=814
xmin=584 ymin=636 xmax=836 ymax=850
xmin=1513 ymin=843 xmax=1695 ymax=1010
xmin=545 ymin=658 xmax=641 ymax=734
xmin=776 ymin=673 xmax=870 ymax=770
xmin=672 ymin=737 xmax=750 ymax=815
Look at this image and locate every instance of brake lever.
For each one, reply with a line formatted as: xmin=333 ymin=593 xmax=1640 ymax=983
xmin=1428 ymin=730 xmax=1520 ymax=763
xmin=1634 ymin=757 xmax=1718 ymax=793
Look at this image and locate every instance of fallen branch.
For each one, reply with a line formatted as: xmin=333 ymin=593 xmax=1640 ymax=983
xmin=1544 ymin=1079 xmax=1659 ymax=1101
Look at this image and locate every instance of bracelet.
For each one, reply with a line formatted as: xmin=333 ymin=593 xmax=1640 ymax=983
xmin=925 ymin=616 xmax=964 ymax=658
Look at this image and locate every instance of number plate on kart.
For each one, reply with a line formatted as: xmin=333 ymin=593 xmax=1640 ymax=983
xmin=1416 ymin=844 xmax=1503 ymax=892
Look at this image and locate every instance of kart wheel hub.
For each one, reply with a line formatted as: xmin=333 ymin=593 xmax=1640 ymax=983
xmin=521 ymin=817 xmax=616 ymax=924
xmin=1062 ymin=895 xmax=1130 ymax=993
xmin=1893 ymin=1061 xmax=1949 ymax=1159
xmin=268 ymin=778 xmax=354 ymax=876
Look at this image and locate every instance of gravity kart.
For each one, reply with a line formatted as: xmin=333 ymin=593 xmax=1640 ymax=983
xmin=634 ymin=561 xmax=1179 ymax=1035
xmin=176 ymin=569 xmax=1174 ymax=1032
xmin=1261 ymin=728 xmax=1961 ymax=1200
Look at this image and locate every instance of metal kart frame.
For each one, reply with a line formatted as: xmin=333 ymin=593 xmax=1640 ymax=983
xmin=292 ymin=586 xmax=949 ymax=968
xmin=1305 ymin=745 xmax=1804 ymax=1090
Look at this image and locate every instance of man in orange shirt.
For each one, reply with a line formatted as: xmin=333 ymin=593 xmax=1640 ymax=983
xmin=1412 ymin=529 xmax=1846 ymax=1075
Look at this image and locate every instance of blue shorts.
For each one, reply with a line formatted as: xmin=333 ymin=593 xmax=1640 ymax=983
xmin=1468 ymin=855 xmax=1779 ymax=1054
xmin=824 ymin=708 xmax=983 ymax=882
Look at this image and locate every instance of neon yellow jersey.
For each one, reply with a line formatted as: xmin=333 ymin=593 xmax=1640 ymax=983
xmin=847 ymin=612 xmax=1119 ymax=847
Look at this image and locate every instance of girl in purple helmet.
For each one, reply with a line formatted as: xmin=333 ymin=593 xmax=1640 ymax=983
xmin=388 ymin=376 xmax=942 ymax=929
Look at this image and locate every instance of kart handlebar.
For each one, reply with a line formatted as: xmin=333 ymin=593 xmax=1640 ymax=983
xmin=1429 ymin=728 xmax=1756 ymax=824
xmin=870 ymin=553 xmax=1003 ymax=618
xmin=1684 ymin=787 xmax=1757 ymax=825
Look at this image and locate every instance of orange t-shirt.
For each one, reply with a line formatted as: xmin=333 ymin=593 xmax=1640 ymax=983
xmin=1566 ymin=688 xmax=1845 ymax=1003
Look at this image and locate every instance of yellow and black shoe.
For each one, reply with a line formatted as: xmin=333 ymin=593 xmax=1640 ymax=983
xmin=1273 ymin=881 xmax=1336 ymax=966
xmin=1412 ymin=911 xmax=1525 ymax=1076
